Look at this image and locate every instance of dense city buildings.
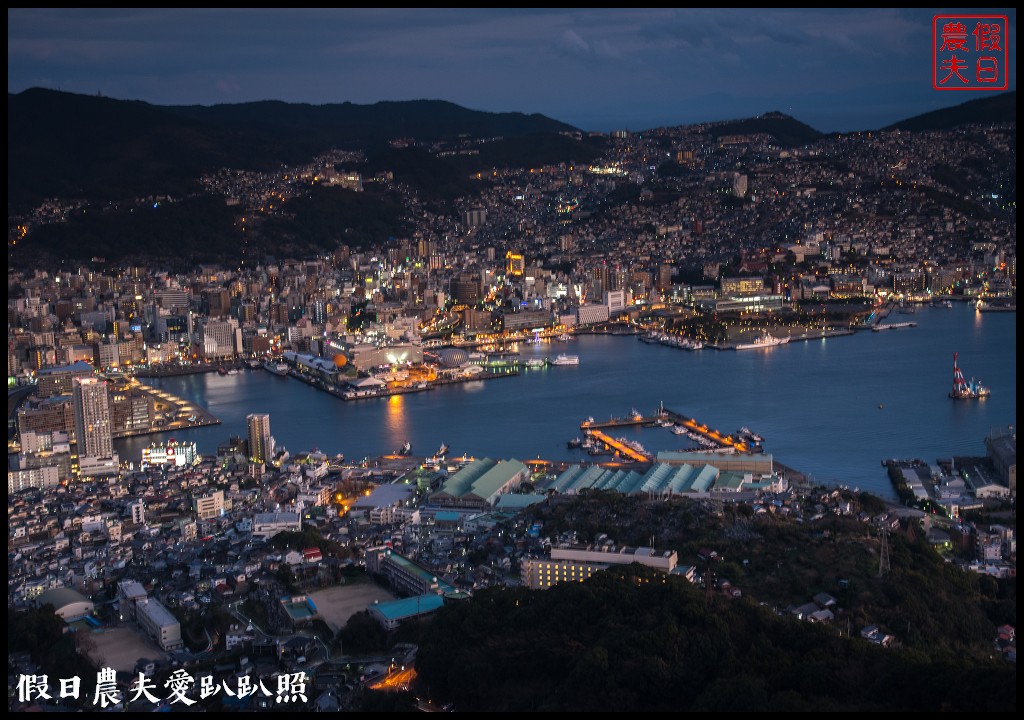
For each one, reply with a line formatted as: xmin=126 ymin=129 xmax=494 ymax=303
xmin=6 ymin=100 xmax=1015 ymax=712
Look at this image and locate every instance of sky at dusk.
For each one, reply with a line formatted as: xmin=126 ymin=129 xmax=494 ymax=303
xmin=8 ymin=8 xmax=1017 ymax=133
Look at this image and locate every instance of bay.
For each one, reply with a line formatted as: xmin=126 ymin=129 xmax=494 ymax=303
xmin=115 ymin=304 xmax=1016 ymax=500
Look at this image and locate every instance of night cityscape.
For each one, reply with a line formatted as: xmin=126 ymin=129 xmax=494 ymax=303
xmin=7 ymin=9 xmax=1016 ymax=712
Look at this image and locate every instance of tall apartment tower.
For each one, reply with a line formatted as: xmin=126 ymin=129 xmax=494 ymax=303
xmin=72 ymin=376 xmax=113 ymax=460
xmin=247 ymin=413 xmax=272 ymax=465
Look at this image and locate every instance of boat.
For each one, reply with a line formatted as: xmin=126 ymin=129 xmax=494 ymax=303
xmin=396 ymin=441 xmax=412 ymax=455
xmin=523 ymin=358 xmax=547 ymax=368
xmin=437 ymin=443 xmax=449 ymax=456
xmin=670 ymin=425 xmax=688 ymax=435
xmin=738 ymin=426 xmax=764 ymax=443
xmin=734 ymin=332 xmax=790 ymax=350
xmin=872 ymin=321 xmax=917 ymax=331
xmin=949 ymin=352 xmax=990 ymax=399
xmin=217 ymin=367 xmax=228 ymax=376
xmin=263 ymin=360 xmax=289 ymax=375
xmin=247 ymin=359 xmax=261 ymax=369
xmin=567 ymin=437 xmax=583 ymax=449
xmin=550 ymin=354 xmax=579 ymax=366
xmin=226 ymin=368 xmax=239 ymax=375
xmin=557 ymin=333 xmax=572 ymax=341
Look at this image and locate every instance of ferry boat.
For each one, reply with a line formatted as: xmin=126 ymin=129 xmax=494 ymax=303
xmin=734 ymin=332 xmax=790 ymax=350
xmin=949 ymin=352 xmax=990 ymax=399
xmin=550 ymin=354 xmax=580 ymax=366
xmin=523 ymin=358 xmax=547 ymax=368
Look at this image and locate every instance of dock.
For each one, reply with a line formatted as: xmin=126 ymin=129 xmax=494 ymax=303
xmin=583 ymin=429 xmax=651 ymax=463
xmin=660 ymin=408 xmax=753 ymax=453
xmin=581 ymin=407 xmax=756 ymax=454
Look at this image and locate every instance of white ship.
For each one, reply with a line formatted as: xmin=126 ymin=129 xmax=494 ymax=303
xmin=734 ymin=332 xmax=790 ymax=350
xmin=550 ymin=354 xmax=580 ymax=366
xmin=872 ymin=321 xmax=917 ymax=331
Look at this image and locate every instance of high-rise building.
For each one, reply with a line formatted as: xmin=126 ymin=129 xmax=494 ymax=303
xmin=73 ymin=376 xmax=113 ymax=460
xmin=247 ymin=413 xmax=272 ymax=465
xmin=506 ymin=251 xmax=525 ymax=277
xmin=72 ymin=376 xmax=118 ymax=476
xmin=463 ymin=208 xmax=488 ymax=229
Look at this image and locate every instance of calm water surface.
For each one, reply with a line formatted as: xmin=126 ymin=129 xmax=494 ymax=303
xmin=116 ymin=304 xmax=1015 ymax=500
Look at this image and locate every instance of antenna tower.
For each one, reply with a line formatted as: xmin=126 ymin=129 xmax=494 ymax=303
xmin=878 ymin=527 xmax=891 ymax=578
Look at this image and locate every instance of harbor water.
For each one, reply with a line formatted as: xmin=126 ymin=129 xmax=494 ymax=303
xmin=115 ymin=304 xmax=1016 ymax=500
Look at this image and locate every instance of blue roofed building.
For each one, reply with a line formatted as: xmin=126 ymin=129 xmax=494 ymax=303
xmin=368 ymin=594 xmax=446 ymax=630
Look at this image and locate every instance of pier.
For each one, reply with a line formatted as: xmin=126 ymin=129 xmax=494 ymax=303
xmin=660 ymin=408 xmax=753 ymax=453
xmin=580 ymin=407 xmax=754 ymax=454
xmin=584 ymin=429 xmax=651 ymax=463
xmin=281 ymin=365 xmax=521 ymax=401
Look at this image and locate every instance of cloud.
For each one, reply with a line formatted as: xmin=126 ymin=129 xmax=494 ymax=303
xmin=216 ymin=79 xmax=241 ymax=95
xmin=558 ymin=29 xmax=592 ymax=57
xmin=556 ymin=28 xmax=621 ymax=60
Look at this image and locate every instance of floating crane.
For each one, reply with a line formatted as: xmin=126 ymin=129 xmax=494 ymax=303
xmin=949 ymin=352 xmax=990 ymax=399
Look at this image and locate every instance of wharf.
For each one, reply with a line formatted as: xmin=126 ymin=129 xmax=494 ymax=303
xmin=132 ymin=363 xmax=220 ymax=378
xmin=711 ymin=327 xmax=855 ymax=350
xmin=284 ymin=367 xmax=520 ymax=401
xmin=114 ymin=379 xmax=220 ymax=438
xmin=659 ymin=407 xmax=753 ymax=453
xmin=585 ymin=429 xmax=651 ymax=462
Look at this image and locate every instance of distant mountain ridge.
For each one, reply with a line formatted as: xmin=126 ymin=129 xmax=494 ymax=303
xmin=707 ymin=111 xmax=824 ymax=147
xmin=882 ymin=90 xmax=1016 ymax=132
xmin=7 ymin=88 xmax=580 ymax=211
xmin=163 ymin=97 xmax=577 ymax=146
